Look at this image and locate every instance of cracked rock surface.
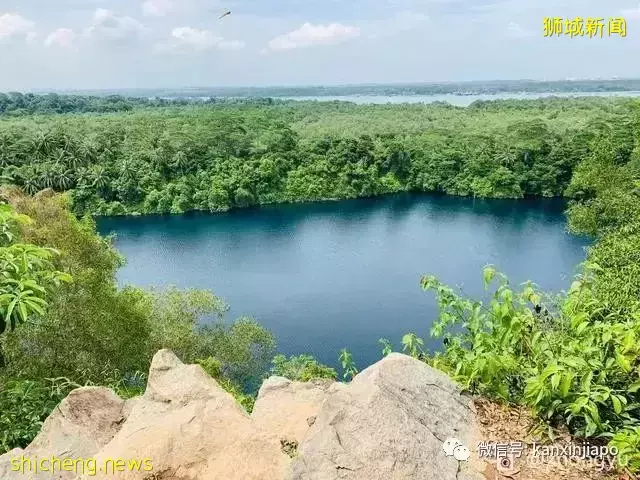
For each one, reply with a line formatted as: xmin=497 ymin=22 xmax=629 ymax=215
xmin=0 ymin=351 xmax=486 ymax=480
xmin=286 ymin=353 xmax=484 ymax=480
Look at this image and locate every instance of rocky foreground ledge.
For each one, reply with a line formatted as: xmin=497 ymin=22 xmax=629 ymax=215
xmin=0 ymin=351 xmax=487 ymax=480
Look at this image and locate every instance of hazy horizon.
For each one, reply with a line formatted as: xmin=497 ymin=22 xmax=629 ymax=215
xmin=2 ymin=0 xmax=640 ymax=91
xmin=22 ymin=77 xmax=636 ymax=93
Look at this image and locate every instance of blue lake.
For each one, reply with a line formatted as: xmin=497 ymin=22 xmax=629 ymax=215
xmin=98 ymin=194 xmax=589 ymax=369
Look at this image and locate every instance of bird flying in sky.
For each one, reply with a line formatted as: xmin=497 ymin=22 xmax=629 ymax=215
xmin=219 ymin=9 xmax=231 ymax=19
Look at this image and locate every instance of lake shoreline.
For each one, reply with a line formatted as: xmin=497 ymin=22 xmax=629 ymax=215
xmin=98 ymin=192 xmax=588 ymax=369
xmin=91 ymin=190 xmax=570 ymax=220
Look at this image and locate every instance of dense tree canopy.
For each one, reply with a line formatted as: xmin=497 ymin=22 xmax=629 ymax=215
xmin=0 ymin=189 xmax=277 ymax=452
xmin=0 ymin=96 xmax=636 ymax=217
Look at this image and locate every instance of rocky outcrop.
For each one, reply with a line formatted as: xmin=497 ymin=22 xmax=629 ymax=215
xmin=0 ymin=449 xmax=24 ymax=479
xmin=252 ymin=376 xmax=334 ymax=445
xmin=0 ymin=387 xmax=127 ymax=480
xmin=286 ymin=353 xmax=484 ymax=480
xmin=0 ymin=351 xmax=486 ymax=480
xmin=76 ymin=349 xmax=288 ymax=480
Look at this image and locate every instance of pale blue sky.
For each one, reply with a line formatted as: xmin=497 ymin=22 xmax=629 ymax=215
xmin=1 ymin=0 xmax=639 ymax=90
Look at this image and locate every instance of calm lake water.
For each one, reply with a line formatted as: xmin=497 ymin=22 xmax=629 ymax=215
xmin=98 ymin=194 xmax=589 ymax=369
xmin=277 ymin=91 xmax=640 ymax=106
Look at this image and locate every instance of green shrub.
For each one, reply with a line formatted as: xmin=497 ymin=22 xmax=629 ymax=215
xmin=196 ymin=357 xmax=255 ymax=412
xmin=271 ymin=354 xmax=337 ymax=382
xmin=421 ymin=265 xmax=640 ymax=469
xmin=0 ymin=378 xmax=80 ymax=454
xmin=610 ymin=426 xmax=640 ymax=472
xmin=338 ymin=349 xmax=358 ymax=381
xmin=1 ymin=193 xmax=276 ymax=387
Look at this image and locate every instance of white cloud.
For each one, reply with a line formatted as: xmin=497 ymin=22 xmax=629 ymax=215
xmin=268 ymin=23 xmax=360 ymax=51
xmin=44 ymin=28 xmax=77 ymax=48
xmin=142 ymin=0 xmax=175 ymax=17
xmin=156 ymin=26 xmax=244 ymax=53
xmin=506 ymin=22 xmax=533 ymax=38
xmin=83 ymin=8 xmax=147 ymax=44
xmin=0 ymin=12 xmax=36 ymax=41
xmin=622 ymin=4 xmax=640 ymax=20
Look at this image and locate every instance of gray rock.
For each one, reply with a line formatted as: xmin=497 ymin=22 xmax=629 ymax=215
xmin=8 ymin=351 xmax=487 ymax=480
xmin=253 ymin=376 xmax=333 ymax=444
xmin=75 ymin=349 xmax=288 ymax=480
xmin=0 ymin=387 xmax=126 ymax=480
xmin=287 ymin=353 xmax=484 ymax=480
xmin=0 ymin=449 xmax=24 ymax=479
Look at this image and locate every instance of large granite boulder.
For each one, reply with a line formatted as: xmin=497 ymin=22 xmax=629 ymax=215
xmin=0 ymin=387 xmax=127 ymax=480
xmin=286 ymin=353 xmax=484 ymax=480
xmin=76 ymin=349 xmax=287 ymax=480
xmin=0 ymin=350 xmax=486 ymax=480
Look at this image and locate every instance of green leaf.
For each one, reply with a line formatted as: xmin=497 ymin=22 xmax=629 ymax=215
xmin=560 ymin=373 xmax=574 ymax=397
xmin=576 ymin=322 xmax=589 ymax=335
xmin=482 ymin=266 xmax=495 ymax=290
xmin=573 ymin=396 xmax=589 ymax=410
xmin=612 ymin=395 xmax=623 ymax=414
xmin=616 ymin=353 xmax=632 ymax=373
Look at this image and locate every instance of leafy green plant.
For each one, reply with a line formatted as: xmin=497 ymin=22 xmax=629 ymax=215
xmin=0 ymin=202 xmax=71 ymax=335
xmin=401 ymin=333 xmax=424 ymax=358
xmin=379 ymin=338 xmax=393 ymax=357
xmin=338 ymin=348 xmax=358 ymax=381
xmin=421 ymin=264 xmax=640 ymax=451
xmin=271 ymin=354 xmax=337 ymax=382
xmin=0 ymin=244 xmax=71 ymax=334
xmin=196 ymin=357 xmax=256 ymax=412
xmin=0 ymin=203 xmax=30 ymax=246
xmin=0 ymin=377 xmax=80 ymax=454
xmin=610 ymin=426 xmax=640 ymax=472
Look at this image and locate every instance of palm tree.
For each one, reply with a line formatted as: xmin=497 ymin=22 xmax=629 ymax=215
xmin=22 ymin=177 xmax=40 ymax=195
xmin=0 ymin=136 xmax=14 ymax=167
xmin=52 ymin=149 xmax=67 ymax=165
xmin=64 ymin=153 xmax=84 ymax=171
xmin=75 ymin=167 xmax=92 ymax=188
xmin=30 ymin=131 xmax=55 ymax=158
xmin=90 ymin=165 xmax=109 ymax=190
xmin=0 ymin=166 xmax=17 ymax=184
xmin=119 ymin=159 xmax=137 ymax=182
xmin=61 ymin=133 xmax=75 ymax=153
xmin=38 ymin=165 xmax=57 ymax=189
xmin=54 ymin=167 xmax=74 ymax=190
xmin=171 ymin=151 xmax=189 ymax=174
xmin=75 ymin=140 xmax=97 ymax=165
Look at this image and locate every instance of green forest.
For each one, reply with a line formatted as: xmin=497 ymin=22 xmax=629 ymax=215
xmin=0 ymin=95 xmax=636 ymax=216
xmin=0 ymin=94 xmax=639 ymax=472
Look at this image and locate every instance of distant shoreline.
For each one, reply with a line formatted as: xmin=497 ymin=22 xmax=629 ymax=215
xmin=25 ymin=78 xmax=640 ymax=99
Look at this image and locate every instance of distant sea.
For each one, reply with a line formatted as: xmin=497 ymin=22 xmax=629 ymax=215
xmin=157 ymin=91 xmax=640 ymax=107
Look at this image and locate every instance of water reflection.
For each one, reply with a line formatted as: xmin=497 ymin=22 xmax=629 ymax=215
xmin=98 ymin=193 xmax=589 ymax=368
